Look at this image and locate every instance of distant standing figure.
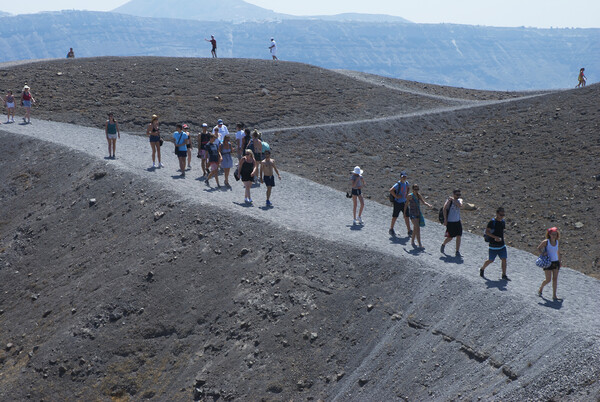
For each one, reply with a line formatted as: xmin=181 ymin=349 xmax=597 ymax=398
xmin=105 ymin=112 xmax=120 ymax=159
xmin=404 ymin=184 xmax=433 ymax=249
xmin=213 ymin=119 xmax=229 ymax=143
xmin=235 ymin=123 xmax=245 ymax=159
xmin=269 ymin=38 xmax=278 ymax=60
xmin=441 ymin=189 xmax=463 ymax=257
xmin=576 ymin=68 xmax=586 ymax=87
xmin=173 ymin=123 xmax=188 ymax=177
xmin=389 ymin=171 xmax=412 ymax=237
xmin=479 ymin=207 xmax=508 ymax=280
xmin=146 ymin=114 xmax=163 ymax=168
xmin=537 ymin=227 xmax=562 ymax=300
xmin=20 ymin=85 xmax=35 ymax=124
xmin=350 ymin=166 xmax=365 ymax=225
xmin=219 ymin=135 xmax=234 ymax=186
xmin=66 ymin=48 xmax=75 ymax=58
xmin=205 ymin=35 xmax=217 ymax=58
xmin=183 ymin=123 xmax=192 ymax=169
xmin=260 ymin=150 xmax=281 ymax=207
xmin=3 ymin=90 xmax=15 ymax=123
xmin=238 ymin=149 xmax=257 ymax=203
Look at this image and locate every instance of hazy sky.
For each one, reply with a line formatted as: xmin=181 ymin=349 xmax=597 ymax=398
xmin=1 ymin=0 xmax=598 ymax=28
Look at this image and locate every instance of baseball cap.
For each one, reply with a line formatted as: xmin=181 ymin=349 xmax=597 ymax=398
xmin=217 ymin=119 xmax=223 ymax=124
xmin=182 ymin=124 xmax=189 ymax=129
xmin=400 ymin=171 xmax=407 ymax=177
xmin=202 ymin=123 xmax=208 ymax=127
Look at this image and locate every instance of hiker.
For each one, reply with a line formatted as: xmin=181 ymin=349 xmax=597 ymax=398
xmin=269 ymin=38 xmax=278 ymax=60
xmin=537 ymin=227 xmax=562 ymax=300
xmin=3 ymin=90 xmax=15 ymax=123
xmin=205 ymin=35 xmax=217 ymax=58
xmin=404 ymin=184 xmax=433 ymax=249
xmin=20 ymin=85 xmax=35 ymax=124
xmin=146 ymin=114 xmax=163 ymax=168
xmin=173 ymin=123 xmax=188 ymax=177
xmin=389 ymin=171 xmax=412 ymax=237
xmin=441 ymin=189 xmax=463 ymax=257
xmin=105 ymin=112 xmax=120 ymax=159
xmin=576 ymin=68 xmax=586 ymax=88
xmin=350 ymin=166 xmax=365 ymax=225
xmin=66 ymin=48 xmax=75 ymax=58
xmin=249 ymin=130 xmax=263 ymax=180
xmin=479 ymin=207 xmax=508 ymax=280
xmin=197 ymin=123 xmax=211 ymax=176
xmin=204 ymin=133 xmax=222 ymax=187
xmin=235 ymin=123 xmax=245 ymax=159
xmin=238 ymin=149 xmax=257 ymax=203
xmin=260 ymin=150 xmax=281 ymax=207
xmin=242 ymin=128 xmax=252 ymax=152
xmin=213 ymin=119 xmax=229 ymax=143
xmin=183 ymin=123 xmax=193 ymax=170
xmin=219 ymin=135 xmax=234 ymax=187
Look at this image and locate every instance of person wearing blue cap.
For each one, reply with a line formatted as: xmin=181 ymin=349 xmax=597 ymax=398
xmin=213 ymin=119 xmax=229 ymax=143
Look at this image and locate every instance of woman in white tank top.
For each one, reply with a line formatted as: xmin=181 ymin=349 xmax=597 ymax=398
xmin=536 ymin=227 xmax=561 ymax=300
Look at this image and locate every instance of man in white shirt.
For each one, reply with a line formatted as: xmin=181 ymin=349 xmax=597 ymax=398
xmin=235 ymin=123 xmax=245 ymax=159
xmin=213 ymin=119 xmax=229 ymax=143
xmin=269 ymin=38 xmax=278 ymax=60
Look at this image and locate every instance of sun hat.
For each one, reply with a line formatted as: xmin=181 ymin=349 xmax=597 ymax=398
xmin=151 ymin=114 xmax=158 ymax=121
xmin=547 ymin=227 xmax=558 ymax=233
xmin=182 ymin=123 xmax=189 ymax=129
xmin=352 ymin=166 xmax=363 ymax=175
xmin=202 ymin=123 xmax=208 ymax=127
xmin=217 ymin=119 xmax=223 ymax=124
xmin=23 ymin=85 xmax=30 ymax=90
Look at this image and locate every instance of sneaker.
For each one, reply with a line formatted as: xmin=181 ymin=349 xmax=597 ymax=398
xmin=455 ymin=251 xmax=462 ymax=258
xmin=152 ymin=163 xmax=157 ymax=168
xmin=204 ymin=179 xmax=209 ymax=185
xmin=502 ymin=274 xmax=509 ymax=281
xmin=358 ymin=217 xmax=363 ymax=224
xmin=389 ymin=228 xmax=396 ymax=236
xmin=440 ymin=244 xmax=445 ymax=254
xmin=479 ymin=268 xmax=484 ymax=277
xmin=408 ymin=229 xmax=413 ymax=236
xmin=159 ymin=162 xmax=164 ymax=168
xmin=353 ymin=219 xmax=359 ymax=225
xmin=248 ymin=198 xmax=253 ymax=203
xmin=266 ymin=200 xmax=272 ymax=206
xmin=23 ymin=117 xmax=27 ymax=122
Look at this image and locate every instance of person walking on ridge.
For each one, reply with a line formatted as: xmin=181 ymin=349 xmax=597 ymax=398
xmin=20 ymin=85 xmax=35 ymax=124
xmin=146 ymin=114 xmax=163 ymax=168
xmin=260 ymin=150 xmax=281 ymax=207
xmin=441 ymin=189 xmax=463 ymax=257
xmin=389 ymin=171 xmax=412 ymax=237
xmin=105 ymin=112 xmax=120 ymax=159
xmin=479 ymin=207 xmax=508 ymax=280
xmin=173 ymin=123 xmax=189 ymax=177
xmin=537 ymin=227 xmax=562 ymax=300
xmin=3 ymin=90 xmax=15 ymax=123
xmin=205 ymin=35 xmax=217 ymax=58
xmin=269 ymin=38 xmax=278 ymax=60
xmin=66 ymin=48 xmax=75 ymax=58
xmin=350 ymin=166 xmax=365 ymax=225
xmin=576 ymin=68 xmax=586 ymax=87
xmin=404 ymin=184 xmax=433 ymax=249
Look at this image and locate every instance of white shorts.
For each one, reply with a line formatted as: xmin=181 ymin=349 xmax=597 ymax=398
xmin=6 ymin=102 xmax=15 ymax=108
xmin=107 ymin=134 xmax=117 ymax=140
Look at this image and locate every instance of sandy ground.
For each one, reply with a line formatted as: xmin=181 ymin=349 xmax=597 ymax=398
xmin=0 ymin=114 xmax=599 ymax=400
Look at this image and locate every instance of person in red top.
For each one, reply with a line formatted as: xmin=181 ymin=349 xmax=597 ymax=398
xmin=576 ymin=68 xmax=586 ymax=88
xmin=205 ymin=35 xmax=217 ymax=58
xmin=20 ymin=85 xmax=35 ymax=124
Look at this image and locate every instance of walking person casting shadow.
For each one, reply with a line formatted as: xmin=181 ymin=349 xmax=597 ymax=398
xmin=350 ymin=166 xmax=365 ymax=226
xmin=405 ymin=184 xmax=433 ymax=249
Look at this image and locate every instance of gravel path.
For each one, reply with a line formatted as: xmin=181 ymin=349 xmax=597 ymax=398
xmin=2 ymin=119 xmax=598 ymax=334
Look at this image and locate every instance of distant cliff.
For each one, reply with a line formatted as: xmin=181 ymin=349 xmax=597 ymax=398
xmin=0 ymin=10 xmax=597 ymax=90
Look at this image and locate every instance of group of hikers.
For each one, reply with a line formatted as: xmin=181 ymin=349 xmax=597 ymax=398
xmin=2 ymin=86 xmax=35 ymax=124
xmin=132 ymin=115 xmax=281 ymax=207
xmin=349 ymin=169 xmax=563 ymax=300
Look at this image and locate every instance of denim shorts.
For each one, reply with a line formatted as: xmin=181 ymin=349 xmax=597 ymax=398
xmin=488 ymin=246 xmax=507 ymax=261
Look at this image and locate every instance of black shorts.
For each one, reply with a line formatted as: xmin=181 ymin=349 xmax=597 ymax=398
xmin=446 ymin=221 xmax=463 ymax=238
xmin=264 ymin=175 xmax=275 ymax=187
xmin=392 ymin=201 xmax=406 ymax=218
xmin=544 ymin=261 xmax=561 ymax=271
xmin=351 ymin=189 xmax=362 ymax=196
xmin=176 ymin=150 xmax=187 ymax=158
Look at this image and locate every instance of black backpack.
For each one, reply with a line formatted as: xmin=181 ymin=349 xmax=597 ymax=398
xmin=483 ymin=220 xmax=497 ymax=242
xmin=438 ymin=200 xmax=451 ymax=224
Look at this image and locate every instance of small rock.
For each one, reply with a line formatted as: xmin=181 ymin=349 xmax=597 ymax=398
xmin=146 ymin=271 xmax=154 ymax=281
xmin=42 ymin=310 xmax=52 ymax=318
xmin=358 ymin=378 xmax=369 ymax=387
xmin=71 ymin=308 xmax=77 ymax=314
xmin=92 ymin=171 xmax=107 ymax=180
xmin=175 ymin=68 xmax=179 ymax=71
xmin=239 ymin=248 xmax=249 ymax=256
xmin=89 ymin=198 xmax=96 ymax=207
xmin=31 ymin=294 xmax=39 ymax=301
xmin=154 ymin=211 xmax=165 ymax=221
xmin=310 ymin=332 xmax=318 ymax=342
xmin=57 ymin=72 xmax=63 ymax=76
xmin=261 ymin=88 xmax=270 ymax=96
xmin=367 ymin=304 xmax=374 ymax=311
xmin=6 ymin=343 xmax=13 ymax=350
xmin=391 ymin=313 xmax=402 ymax=321
xmin=463 ymin=203 xmax=477 ymax=211
xmin=574 ymin=222 xmax=584 ymax=229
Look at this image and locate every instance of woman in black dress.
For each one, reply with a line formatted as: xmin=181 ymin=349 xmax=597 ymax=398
xmin=238 ymin=149 xmax=257 ymax=204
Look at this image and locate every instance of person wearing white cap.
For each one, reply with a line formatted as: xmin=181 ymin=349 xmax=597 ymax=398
xmin=20 ymin=85 xmax=35 ymax=124
xmin=350 ymin=166 xmax=365 ymax=225
xmin=269 ymin=38 xmax=278 ymax=60
xmin=213 ymin=119 xmax=229 ymax=143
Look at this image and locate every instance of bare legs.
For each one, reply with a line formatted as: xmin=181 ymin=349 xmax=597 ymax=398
xmin=107 ymin=138 xmax=116 ymax=158
xmin=352 ymin=195 xmax=364 ymax=222
xmin=410 ymin=218 xmax=422 ymax=248
xmin=243 ymin=181 xmax=252 ymax=201
xmin=150 ymin=142 xmax=161 ymax=166
xmin=539 ymin=269 xmax=559 ymax=299
xmin=224 ymin=168 xmax=230 ymax=185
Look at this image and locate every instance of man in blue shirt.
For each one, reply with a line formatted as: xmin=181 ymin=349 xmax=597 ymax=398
xmin=388 ymin=172 xmax=412 ymax=237
xmin=173 ymin=123 xmax=188 ymax=177
xmin=479 ymin=207 xmax=508 ymax=280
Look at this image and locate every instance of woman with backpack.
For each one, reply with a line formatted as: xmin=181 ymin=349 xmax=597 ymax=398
xmin=20 ymin=85 xmax=35 ymax=124
xmin=537 ymin=227 xmax=562 ymax=300
xmin=404 ymin=184 xmax=433 ymax=249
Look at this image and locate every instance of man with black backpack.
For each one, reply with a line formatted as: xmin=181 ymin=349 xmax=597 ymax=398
xmin=479 ymin=207 xmax=508 ymax=279
xmin=388 ymin=172 xmax=412 ymax=237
